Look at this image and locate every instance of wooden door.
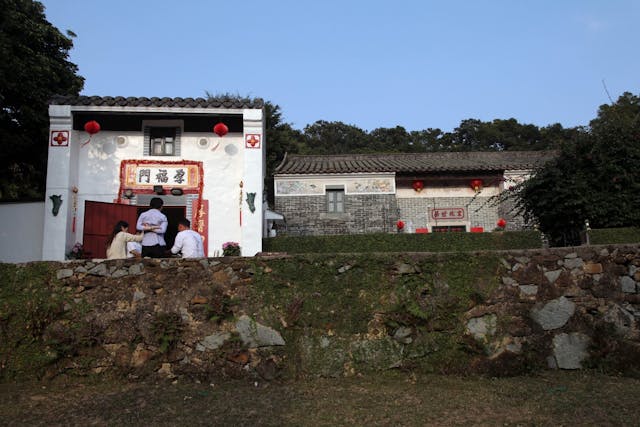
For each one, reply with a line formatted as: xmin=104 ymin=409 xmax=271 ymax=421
xmin=83 ymin=201 xmax=139 ymax=258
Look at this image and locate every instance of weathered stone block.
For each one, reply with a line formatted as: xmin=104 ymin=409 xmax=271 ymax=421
xmin=564 ymin=257 xmax=584 ymax=270
xmin=545 ymin=270 xmax=562 ymax=284
xmin=199 ymin=332 xmax=231 ymax=351
xmin=519 ymin=285 xmax=538 ymax=296
xmin=552 ymin=332 xmax=590 ymax=369
xmin=583 ymin=262 xmax=603 ymax=274
xmin=466 ymin=314 xmax=497 ymax=340
xmin=620 ymin=276 xmax=637 ymax=293
xmin=56 ymin=269 xmax=74 ymax=279
xmin=236 ymin=315 xmax=285 ymax=348
xmin=531 ymin=296 xmax=575 ymax=330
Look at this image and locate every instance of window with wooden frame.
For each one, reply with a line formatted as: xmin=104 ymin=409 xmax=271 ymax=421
xmin=144 ymin=126 xmax=182 ymax=156
xmin=327 ymin=188 xmax=345 ymax=213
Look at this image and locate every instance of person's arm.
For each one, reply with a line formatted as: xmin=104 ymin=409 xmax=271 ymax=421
xmin=156 ymin=215 xmax=168 ymax=234
xmin=136 ymin=213 xmax=145 ymax=232
xmin=170 ymin=232 xmax=183 ymax=254
xmin=124 ymin=232 xmax=144 ymax=242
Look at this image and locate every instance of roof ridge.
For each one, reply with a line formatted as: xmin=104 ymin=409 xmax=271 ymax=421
xmin=49 ymin=94 xmax=264 ymax=109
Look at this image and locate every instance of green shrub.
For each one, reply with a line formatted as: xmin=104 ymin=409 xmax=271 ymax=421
xmin=263 ymin=231 xmax=543 ymax=254
xmin=588 ymin=227 xmax=640 ymax=245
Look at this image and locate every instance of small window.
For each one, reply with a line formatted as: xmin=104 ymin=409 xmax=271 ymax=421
xmin=327 ymin=189 xmax=344 ymax=213
xmin=144 ymin=126 xmax=181 ymax=156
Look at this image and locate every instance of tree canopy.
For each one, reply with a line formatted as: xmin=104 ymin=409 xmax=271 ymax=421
xmin=0 ymin=0 xmax=84 ymax=200
xmin=513 ymin=92 xmax=640 ymax=246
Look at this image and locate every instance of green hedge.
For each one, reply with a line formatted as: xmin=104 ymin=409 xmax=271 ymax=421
xmin=589 ymin=227 xmax=640 ymax=245
xmin=262 ymin=228 xmax=640 ymax=254
xmin=262 ymin=231 xmax=543 ymax=254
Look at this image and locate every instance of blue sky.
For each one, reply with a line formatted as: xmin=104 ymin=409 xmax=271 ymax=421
xmin=40 ymin=0 xmax=639 ymax=132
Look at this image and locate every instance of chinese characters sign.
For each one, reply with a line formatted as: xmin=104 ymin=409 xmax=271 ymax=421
xmin=121 ymin=161 xmax=201 ymax=189
xmin=429 ymin=207 xmax=467 ymax=221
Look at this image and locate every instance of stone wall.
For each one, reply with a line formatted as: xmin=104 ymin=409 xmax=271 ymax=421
xmin=14 ymin=244 xmax=640 ymax=382
xmin=275 ymin=194 xmax=398 ymax=235
xmin=275 ymin=193 xmax=527 ymax=235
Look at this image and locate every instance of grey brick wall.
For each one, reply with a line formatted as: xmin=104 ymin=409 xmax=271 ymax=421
xmin=498 ymin=194 xmax=532 ymax=231
xmin=275 ymin=194 xmax=398 ymax=235
xmin=275 ymin=194 xmax=528 ymax=235
xmin=397 ymin=197 xmax=498 ymax=231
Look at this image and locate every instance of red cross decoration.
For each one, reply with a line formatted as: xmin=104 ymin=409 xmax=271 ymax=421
xmin=50 ymin=130 xmax=69 ymax=147
xmin=245 ymin=134 xmax=261 ymax=149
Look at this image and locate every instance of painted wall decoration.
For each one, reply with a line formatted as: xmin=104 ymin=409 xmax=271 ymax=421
xmin=346 ymin=178 xmax=394 ymax=194
xmin=276 ymin=177 xmax=394 ymax=196
xmin=50 ymin=130 xmax=69 ymax=147
xmin=245 ymin=134 xmax=261 ymax=149
xmin=276 ymin=180 xmax=324 ymax=196
xmin=50 ymin=194 xmax=62 ymax=216
xmin=246 ymin=192 xmax=256 ymax=213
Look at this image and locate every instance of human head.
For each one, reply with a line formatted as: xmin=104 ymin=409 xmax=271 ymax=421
xmin=115 ymin=220 xmax=129 ymax=232
xmin=106 ymin=220 xmax=129 ymax=247
xmin=177 ymin=218 xmax=191 ymax=231
xmin=150 ymin=197 xmax=164 ymax=210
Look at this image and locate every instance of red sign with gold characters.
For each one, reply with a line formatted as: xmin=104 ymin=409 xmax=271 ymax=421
xmin=193 ymin=199 xmax=208 ymax=257
xmin=245 ymin=134 xmax=261 ymax=149
xmin=429 ymin=207 xmax=467 ymax=221
xmin=50 ymin=130 xmax=69 ymax=147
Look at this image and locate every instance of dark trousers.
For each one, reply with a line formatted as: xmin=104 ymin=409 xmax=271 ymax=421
xmin=142 ymin=244 xmax=166 ymax=258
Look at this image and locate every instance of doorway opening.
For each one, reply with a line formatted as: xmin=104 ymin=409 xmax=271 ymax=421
xmin=136 ymin=206 xmax=186 ymax=249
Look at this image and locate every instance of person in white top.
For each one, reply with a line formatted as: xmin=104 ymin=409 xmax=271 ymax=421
xmin=136 ymin=197 xmax=168 ymax=258
xmin=126 ymin=241 xmax=142 ymax=258
xmin=106 ymin=220 xmax=144 ymax=259
xmin=170 ymin=218 xmax=205 ymax=258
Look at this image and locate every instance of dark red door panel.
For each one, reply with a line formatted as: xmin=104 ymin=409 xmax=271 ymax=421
xmin=83 ymin=201 xmax=139 ymax=258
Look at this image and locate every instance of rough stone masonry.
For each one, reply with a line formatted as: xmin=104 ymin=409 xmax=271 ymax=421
xmin=46 ymin=244 xmax=640 ymax=380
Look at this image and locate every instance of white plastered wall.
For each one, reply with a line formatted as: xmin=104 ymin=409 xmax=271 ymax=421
xmin=44 ymin=105 xmax=265 ymax=260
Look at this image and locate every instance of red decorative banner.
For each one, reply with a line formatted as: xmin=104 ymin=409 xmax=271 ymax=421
xmin=192 ymin=199 xmax=208 ymax=257
xmin=50 ymin=130 xmax=69 ymax=147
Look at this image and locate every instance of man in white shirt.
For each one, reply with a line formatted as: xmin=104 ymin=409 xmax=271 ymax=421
xmin=136 ymin=197 xmax=168 ymax=258
xmin=171 ymin=218 xmax=205 ymax=258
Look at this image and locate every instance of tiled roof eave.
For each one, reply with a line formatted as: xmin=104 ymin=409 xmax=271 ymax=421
xmin=275 ymin=151 xmax=558 ymax=175
xmin=50 ymin=95 xmax=264 ymax=109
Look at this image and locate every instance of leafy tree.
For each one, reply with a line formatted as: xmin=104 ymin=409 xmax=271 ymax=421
xmin=408 ymin=128 xmax=446 ymax=152
xmin=368 ymin=126 xmax=412 ymax=152
xmin=0 ymin=0 xmax=84 ymax=200
xmin=442 ymin=118 xmax=569 ymax=152
xmin=264 ymin=101 xmax=304 ymax=173
xmin=303 ymin=120 xmax=371 ymax=154
xmin=514 ymin=92 xmax=640 ymax=246
xmin=264 ymin=101 xmax=303 ymax=203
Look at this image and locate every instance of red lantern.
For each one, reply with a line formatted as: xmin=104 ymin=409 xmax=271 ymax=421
xmin=496 ymin=218 xmax=507 ymax=229
xmin=81 ymin=120 xmax=101 ymax=147
xmin=412 ymin=180 xmax=424 ymax=192
xmin=470 ymin=179 xmax=483 ymax=192
xmin=396 ymin=220 xmax=405 ymax=230
xmin=213 ymin=122 xmax=229 ymax=137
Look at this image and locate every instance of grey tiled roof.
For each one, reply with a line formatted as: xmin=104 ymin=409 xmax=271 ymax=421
xmin=50 ymin=95 xmax=264 ymax=109
xmin=274 ymin=151 xmax=558 ymax=175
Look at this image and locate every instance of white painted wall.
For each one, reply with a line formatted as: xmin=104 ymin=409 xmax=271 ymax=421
xmin=44 ymin=105 xmax=265 ymax=260
xmin=0 ymin=202 xmax=45 ymax=263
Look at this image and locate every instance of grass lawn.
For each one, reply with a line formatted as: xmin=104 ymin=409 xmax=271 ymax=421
xmin=1 ymin=371 xmax=638 ymax=426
